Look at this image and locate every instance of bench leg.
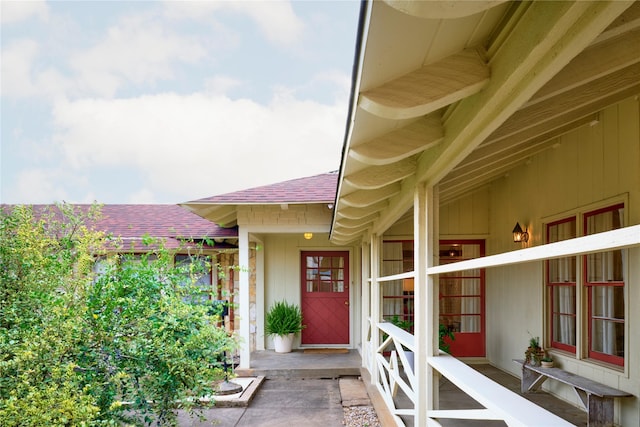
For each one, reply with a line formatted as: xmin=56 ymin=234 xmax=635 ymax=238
xmin=521 ymin=366 xmax=547 ymax=393
xmin=587 ymin=395 xmax=614 ymax=427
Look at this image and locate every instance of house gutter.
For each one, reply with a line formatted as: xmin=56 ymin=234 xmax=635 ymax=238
xmin=330 ymin=0 xmax=370 ymax=241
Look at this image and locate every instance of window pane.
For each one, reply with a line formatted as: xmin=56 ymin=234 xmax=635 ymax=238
xmin=592 ymin=286 xmax=624 ymax=319
xmin=549 ymin=257 xmax=576 ymax=283
xmin=585 ymin=206 xmax=624 ymax=282
xmin=333 ymin=281 xmax=344 ymax=292
xmin=175 ymin=254 xmax=212 ymax=288
xmin=547 ymin=217 xmax=577 ymax=351
xmin=585 ymin=204 xmax=625 ymax=365
xmin=592 ymin=319 xmax=624 ymax=357
xmin=553 ymin=314 xmax=576 ymax=346
xmin=587 ymin=250 xmax=624 ymax=282
xmin=550 ymin=285 xmax=576 ymax=346
xmin=548 ymin=218 xmax=576 ymax=282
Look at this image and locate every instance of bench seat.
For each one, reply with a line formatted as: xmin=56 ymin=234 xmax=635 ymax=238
xmin=513 ymin=359 xmax=633 ymax=427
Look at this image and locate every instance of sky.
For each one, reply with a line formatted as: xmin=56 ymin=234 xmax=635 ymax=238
xmin=0 ymin=0 xmax=361 ymax=205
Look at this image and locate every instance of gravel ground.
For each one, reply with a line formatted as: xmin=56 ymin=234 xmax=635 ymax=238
xmin=343 ymin=406 xmax=382 ymax=427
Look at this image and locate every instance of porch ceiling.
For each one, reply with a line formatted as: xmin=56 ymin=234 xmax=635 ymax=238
xmin=330 ymin=0 xmax=640 ymax=245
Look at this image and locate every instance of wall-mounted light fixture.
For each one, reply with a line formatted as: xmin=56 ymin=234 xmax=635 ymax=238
xmin=402 ymin=278 xmax=414 ymax=293
xmin=303 ymin=232 xmax=313 ymax=240
xmin=512 ymin=222 xmax=529 ymax=243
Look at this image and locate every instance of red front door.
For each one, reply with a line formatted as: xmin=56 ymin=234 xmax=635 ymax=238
xmin=301 ymin=251 xmax=349 ymax=345
xmin=439 ymin=240 xmax=485 ymax=357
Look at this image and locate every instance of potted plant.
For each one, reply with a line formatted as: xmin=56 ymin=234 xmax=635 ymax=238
xmin=390 ymin=315 xmax=413 ymax=332
xmin=524 ymin=335 xmax=545 ymax=366
xmin=265 ymin=300 xmax=305 ymax=353
xmin=439 ymin=324 xmax=455 ymax=353
xmin=541 ymin=351 xmax=554 ymax=368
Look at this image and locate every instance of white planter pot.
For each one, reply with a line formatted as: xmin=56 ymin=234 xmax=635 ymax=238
xmin=273 ymin=333 xmax=294 ymax=353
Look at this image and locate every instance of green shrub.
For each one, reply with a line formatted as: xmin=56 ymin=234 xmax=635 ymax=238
xmin=264 ymin=300 xmax=305 ymax=336
xmin=0 ymin=204 xmax=238 ymax=426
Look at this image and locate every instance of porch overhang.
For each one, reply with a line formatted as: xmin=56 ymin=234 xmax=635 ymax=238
xmin=331 ymin=0 xmax=639 ymax=243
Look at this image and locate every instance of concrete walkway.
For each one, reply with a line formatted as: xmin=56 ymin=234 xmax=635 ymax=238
xmin=176 ymin=350 xmax=370 ymax=426
xmin=176 ymin=376 xmax=370 ymax=426
xmin=174 ymin=350 xmax=587 ymax=426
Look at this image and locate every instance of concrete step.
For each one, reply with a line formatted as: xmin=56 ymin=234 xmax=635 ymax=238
xmin=235 ymin=366 xmax=361 ymax=379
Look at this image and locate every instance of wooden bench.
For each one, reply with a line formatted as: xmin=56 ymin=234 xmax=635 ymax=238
xmin=514 ymin=359 xmax=633 ymax=427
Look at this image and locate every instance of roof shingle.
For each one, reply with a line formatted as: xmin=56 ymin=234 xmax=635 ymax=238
xmin=189 ymin=171 xmax=338 ymax=204
xmin=2 ymin=204 xmax=237 ymax=250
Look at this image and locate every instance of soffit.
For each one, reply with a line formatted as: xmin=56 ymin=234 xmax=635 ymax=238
xmin=331 ymin=0 xmax=639 ymax=245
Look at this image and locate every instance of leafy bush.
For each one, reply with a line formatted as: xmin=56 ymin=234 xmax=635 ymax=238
xmin=0 ymin=204 xmax=238 ymax=426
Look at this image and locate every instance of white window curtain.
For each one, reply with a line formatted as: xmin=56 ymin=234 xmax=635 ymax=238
xmin=557 ymin=286 xmax=576 ymax=345
xmin=588 ymin=207 xmax=625 ymax=357
xmin=382 ymin=242 xmax=403 ymax=318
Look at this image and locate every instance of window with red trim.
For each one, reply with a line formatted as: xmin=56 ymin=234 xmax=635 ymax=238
xmin=584 ymin=204 xmax=625 ymax=366
xmin=381 ymin=240 xmax=414 ymax=329
xmin=546 ymin=218 xmax=577 ymax=353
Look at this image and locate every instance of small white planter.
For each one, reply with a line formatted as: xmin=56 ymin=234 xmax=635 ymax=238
xmin=273 ymin=333 xmax=294 ymax=353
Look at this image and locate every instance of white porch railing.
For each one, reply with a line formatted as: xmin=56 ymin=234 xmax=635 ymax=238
xmin=373 ymin=321 xmax=574 ymax=427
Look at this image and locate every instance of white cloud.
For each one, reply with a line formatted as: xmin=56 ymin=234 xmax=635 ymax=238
xmin=51 ymin=91 xmax=346 ymax=202
xmin=231 ymin=1 xmax=305 ymax=47
xmin=1 ymin=39 xmax=39 ymax=98
xmin=204 ymin=75 xmax=243 ymax=96
xmin=12 ymin=168 xmax=70 ymax=204
xmin=0 ymin=0 xmax=49 ymax=25
xmin=127 ymin=188 xmax=157 ymax=204
xmin=69 ymin=15 xmax=206 ymax=98
xmin=162 ymin=0 xmax=305 ymax=48
xmin=1 ymin=38 xmax=72 ymax=99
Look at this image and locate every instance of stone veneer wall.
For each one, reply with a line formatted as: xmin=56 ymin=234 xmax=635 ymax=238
xmin=216 ymin=243 xmax=257 ymax=352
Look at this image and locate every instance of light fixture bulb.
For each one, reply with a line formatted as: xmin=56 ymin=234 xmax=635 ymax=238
xmin=512 ymin=222 xmax=529 ymax=243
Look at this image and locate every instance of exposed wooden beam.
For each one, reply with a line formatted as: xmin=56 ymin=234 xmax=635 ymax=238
xmin=417 ymin=1 xmax=632 ymax=186
xmin=359 ymin=49 xmax=489 ymax=120
xmin=528 ymin=28 xmax=640 ymax=106
xmin=335 ymin=214 xmax=379 ymax=229
xmin=594 ymin=2 xmax=640 ymax=44
xmin=332 ymin=222 xmax=372 ymax=237
xmin=331 ymin=234 xmax=361 ymax=245
xmin=491 ymin=63 xmax=640 ymax=145
xmin=337 ymin=201 xmax=389 ymax=220
xmin=368 ymin=1 xmax=632 ymax=235
xmin=344 ymin=157 xmax=417 ymax=190
xmin=341 ymin=183 xmax=401 ymax=208
xmin=182 ymin=203 xmax=237 ymax=227
xmin=443 ymin=114 xmax=598 ymax=190
xmin=384 ymin=0 xmax=507 ymax=20
xmin=349 ymin=114 xmax=443 ymax=166
xmin=211 ymin=209 xmax=238 ymax=228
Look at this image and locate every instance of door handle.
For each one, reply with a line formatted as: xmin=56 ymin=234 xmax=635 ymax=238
xmin=344 ymin=301 xmax=349 ymax=306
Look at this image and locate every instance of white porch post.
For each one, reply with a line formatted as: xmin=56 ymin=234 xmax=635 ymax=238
xmin=369 ymin=233 xmax=381 ymax=383
xmin=361 ymin=240 xmax=371 ymax=370
xmin=255 ymin=235 xmax=265 ymax=351
xmin=414 ymin=183 xmax=438 ymax=426
xmin=238 ymin=226 xmax=251 ymax=369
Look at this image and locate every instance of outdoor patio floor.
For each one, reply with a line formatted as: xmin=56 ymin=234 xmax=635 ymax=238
xmin=235 ymin=350 xmax=587 ymax=426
